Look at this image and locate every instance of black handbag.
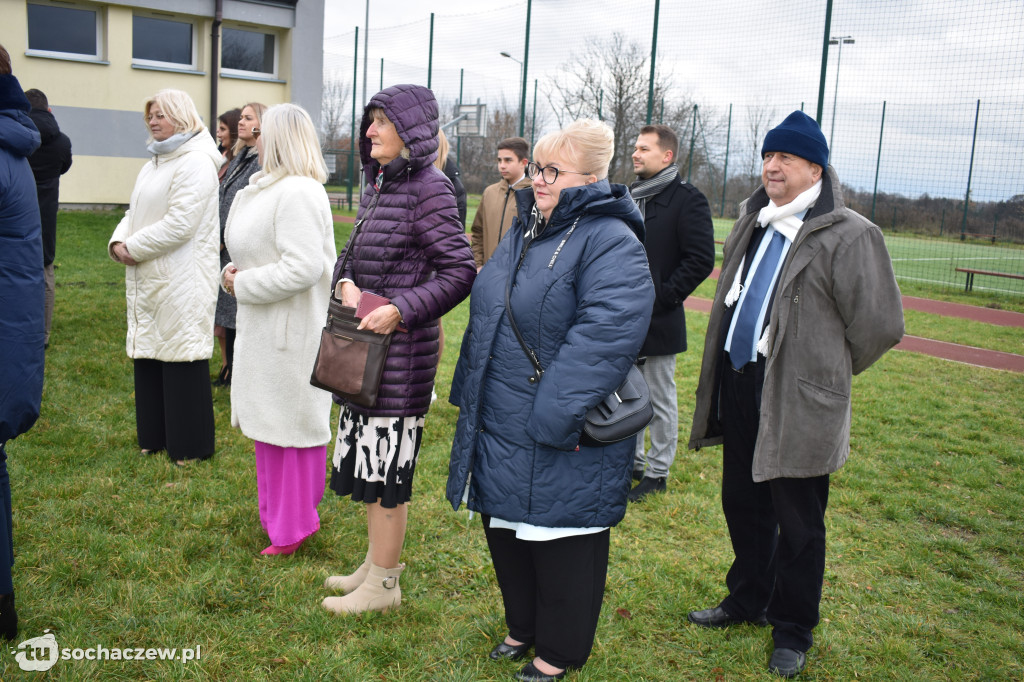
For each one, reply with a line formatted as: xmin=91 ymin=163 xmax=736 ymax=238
xmin=503 ymin=216 xmax=653 ymax=446
xmin=310 ymin=194 xmax=391 ymax=408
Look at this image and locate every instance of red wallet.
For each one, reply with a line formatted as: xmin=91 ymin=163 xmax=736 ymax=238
xmin=356 ymin=291 xmax=407 ymax=332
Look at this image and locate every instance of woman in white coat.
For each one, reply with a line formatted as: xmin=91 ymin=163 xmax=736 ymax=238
xmin=108 ymin=89 xmax=221 ymax=466
xmin=221 ymin=103 xmax=336 ymax=555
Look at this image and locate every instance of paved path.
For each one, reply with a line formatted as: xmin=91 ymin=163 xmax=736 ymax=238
xmin=684 ymin=297 xmax=1024 ymax=374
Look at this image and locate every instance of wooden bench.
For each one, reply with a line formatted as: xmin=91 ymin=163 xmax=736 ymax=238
xmin=955 ymin=267 xmax=1024 ymax=291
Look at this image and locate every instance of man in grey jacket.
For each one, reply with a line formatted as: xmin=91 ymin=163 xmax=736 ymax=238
xmin=686 ymin=111 xmax=904 ymax=678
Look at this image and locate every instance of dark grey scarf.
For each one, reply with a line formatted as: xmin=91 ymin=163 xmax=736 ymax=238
xmin=629 ymin=164 xmax=679 ymax=215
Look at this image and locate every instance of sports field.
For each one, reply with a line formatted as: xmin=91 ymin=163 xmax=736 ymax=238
xmin=711 ymin=219 xmax=1024 ymax=297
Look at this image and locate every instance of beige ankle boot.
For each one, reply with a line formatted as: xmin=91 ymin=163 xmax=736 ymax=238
xmin=323 ymin=545 xmax=372 ymax=593
xmin=321 ymin=563 xmax=404 ymax=615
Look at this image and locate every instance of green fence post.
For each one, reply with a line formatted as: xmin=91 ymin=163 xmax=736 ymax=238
xmin=457 ymin=68 xmax=464 ymax=166
xmin=871 ymin=100 xmax=886 ymax=224
xmin=720 ymin=103 xmax=732 ymax=218
xmin=347 ymin=27 xmax=358 ymax=211
xmin=427 ymin=13 xmax=434 ymax=89
xmin=816 ymin=0 xmax=834 ymax=125
xmin=686 ymin=104 xmax=697 ymax=182
xmin=646 ymin=0 xmax=660 ymax=124
xmin=520 ymin=0 xmax=532 ymax=137
xmin=960 ymin=99 xmax=980 ymax=241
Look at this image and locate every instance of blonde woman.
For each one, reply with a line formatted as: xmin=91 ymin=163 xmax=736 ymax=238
xmin=214 ymin=102 xmax=267 ymax=386
xmin=108 ymin=88 xmax=221 ymax=466
xmin=447 ymin=119 xmax=653 ymax=681
xmin=221 ymin=103 xmax=335 ymax=555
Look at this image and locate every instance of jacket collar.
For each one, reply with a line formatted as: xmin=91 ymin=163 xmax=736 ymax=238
xmin=513 ymin=179 xmax=646 ymax=243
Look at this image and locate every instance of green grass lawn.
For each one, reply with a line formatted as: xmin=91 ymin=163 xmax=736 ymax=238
xmin=4 ymin=211 xmax=1022 ymax=680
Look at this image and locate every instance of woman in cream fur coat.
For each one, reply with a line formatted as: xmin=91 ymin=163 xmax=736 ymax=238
xmin=222 ymin=103 xmax=335 ymax=555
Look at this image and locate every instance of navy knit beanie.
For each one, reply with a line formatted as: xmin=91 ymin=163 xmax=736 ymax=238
xmin=761 ymin=110 xmax=829 ymax=169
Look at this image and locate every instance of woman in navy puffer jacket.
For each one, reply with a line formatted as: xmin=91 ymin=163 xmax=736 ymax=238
xmin=447 ymin=119 xmax=653 ymax=681
xmin=322 ymin=85 xmax=475 ymax=616
xmin=0 ymin=45 xmax=44 ymax=642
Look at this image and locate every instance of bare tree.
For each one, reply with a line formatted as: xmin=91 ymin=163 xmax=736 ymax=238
xmin=745 ymin=99 xmax=778 ymax=178
xmin=320 ymin=76 xmax=352 ymax=148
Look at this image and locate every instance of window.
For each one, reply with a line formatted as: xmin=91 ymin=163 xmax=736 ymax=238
xmin=27 ymin=1 xmax=102 ymax=60
xmin=222 ymin=27 xmax=277 ymax=77
xmin=132 ymin=15 xmax=196 ymax=69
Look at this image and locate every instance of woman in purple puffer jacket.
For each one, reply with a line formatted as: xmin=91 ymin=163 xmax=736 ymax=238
xmin=322 ymin=84 xmax=475 ymax=615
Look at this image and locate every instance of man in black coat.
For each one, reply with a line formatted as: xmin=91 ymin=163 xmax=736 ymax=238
xmin=24 ymin=88 xmax=72 ymax=349
xmin=628 ymin=124 xmax=715 ymax=502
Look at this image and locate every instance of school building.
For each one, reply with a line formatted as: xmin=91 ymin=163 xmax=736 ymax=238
xmin=5 ymin=0 xmax=325 ymax=205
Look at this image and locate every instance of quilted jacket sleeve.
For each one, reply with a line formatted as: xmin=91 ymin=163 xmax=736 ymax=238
xmin=124 ymin=152 xmax=217 ymax=262
xmin=389 ymin=175 xmax=476 ymax=327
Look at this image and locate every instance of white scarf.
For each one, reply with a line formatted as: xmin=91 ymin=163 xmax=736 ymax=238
xmin=147 ymin=130 xmax=200 ymax=156
xmin=723 ymin=179 xmax=822 ymax=357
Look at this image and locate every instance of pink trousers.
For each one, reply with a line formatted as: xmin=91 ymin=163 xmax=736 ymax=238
xmin=254 ymin=441 xmax=326 ymax=546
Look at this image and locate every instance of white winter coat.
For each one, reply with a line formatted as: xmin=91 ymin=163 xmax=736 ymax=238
xmin=109 ymin=130 xmax=222 ymax=361
xmin=224 ymin=171 xmax=336 ymax=448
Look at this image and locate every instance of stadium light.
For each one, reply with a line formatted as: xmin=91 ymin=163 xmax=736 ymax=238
xmin=828 ymin=35 xmax=855 ymax=163
xmin=500 ymin=52 xmax=525 ymax=133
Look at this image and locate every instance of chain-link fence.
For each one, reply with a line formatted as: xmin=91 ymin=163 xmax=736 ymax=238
xmin=323 ymin=0 xmax=1024 ymax=297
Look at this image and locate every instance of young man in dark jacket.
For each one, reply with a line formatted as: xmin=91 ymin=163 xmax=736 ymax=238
xmin=24 ymin=88 xmax=72 ymax=348
xmin=627 ymin=124 xmax=715 ymax=502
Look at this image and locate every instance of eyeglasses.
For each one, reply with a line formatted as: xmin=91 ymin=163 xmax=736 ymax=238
xmin=527 ymin=162 xmax=591 ymax=184
xmin=252 ymin=128 xmax=261 ymax=139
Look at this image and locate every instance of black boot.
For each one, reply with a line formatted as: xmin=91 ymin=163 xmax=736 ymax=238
xmin=0 ymin=592 xmax=18 ymax=641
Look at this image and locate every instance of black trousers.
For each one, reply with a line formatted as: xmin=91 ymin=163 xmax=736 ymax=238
xmin=134 ymin=358 xmax=215 ymax=462
xmin=482 ymin=516 xmax=609 ymax=670
xmin=717 ymin=353 xmax=830 ymax=653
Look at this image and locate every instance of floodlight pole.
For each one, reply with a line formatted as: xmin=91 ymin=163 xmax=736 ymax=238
xmin=501 ymin=51 xmax=524 ymax=128
xmin=530 ymin=78 xmax=538 ymax=147
xmin=828 ymin=35 xmax=855 ymax=162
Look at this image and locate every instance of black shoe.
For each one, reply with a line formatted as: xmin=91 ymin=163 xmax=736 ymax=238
xmin=687 ymin=605 xmax=768 ymax=628
xmin=0 ymin=592 xmax=17 ymax=641
xmin=632 ymin=469 xmax=644 ymax=481
xmin=213 ymin=365 xmax=231 ymax=387
xmin=514 ymin=662 xmax=565 ymax=681
xmin=628 ymin=476 xmax=666 ymax=502
xmin=489 ymin=640 xmax=532 ymax=661
xmin=768 ymin=647 xmax=806 ymax=678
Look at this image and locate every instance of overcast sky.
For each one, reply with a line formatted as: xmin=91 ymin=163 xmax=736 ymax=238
xmin=322 ymin=0 xmax=1024 ymax=201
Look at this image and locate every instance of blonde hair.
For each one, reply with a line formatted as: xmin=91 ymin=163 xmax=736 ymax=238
xmin=433 ymin=128 xmax=450 ymax=171
xmin=259 ymin=103 xmax=328 ymax=183
xmin=233 ymin=101 xmax=268 ymax=155
xmin=144 ymin=89 xmax=204 ymax=138
xmin=533 ymin=118 xmax=614 ymax=180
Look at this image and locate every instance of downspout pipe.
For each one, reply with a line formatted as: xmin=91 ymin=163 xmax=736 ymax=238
xmin=210 ymin=0 xmax=223 ymax=133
